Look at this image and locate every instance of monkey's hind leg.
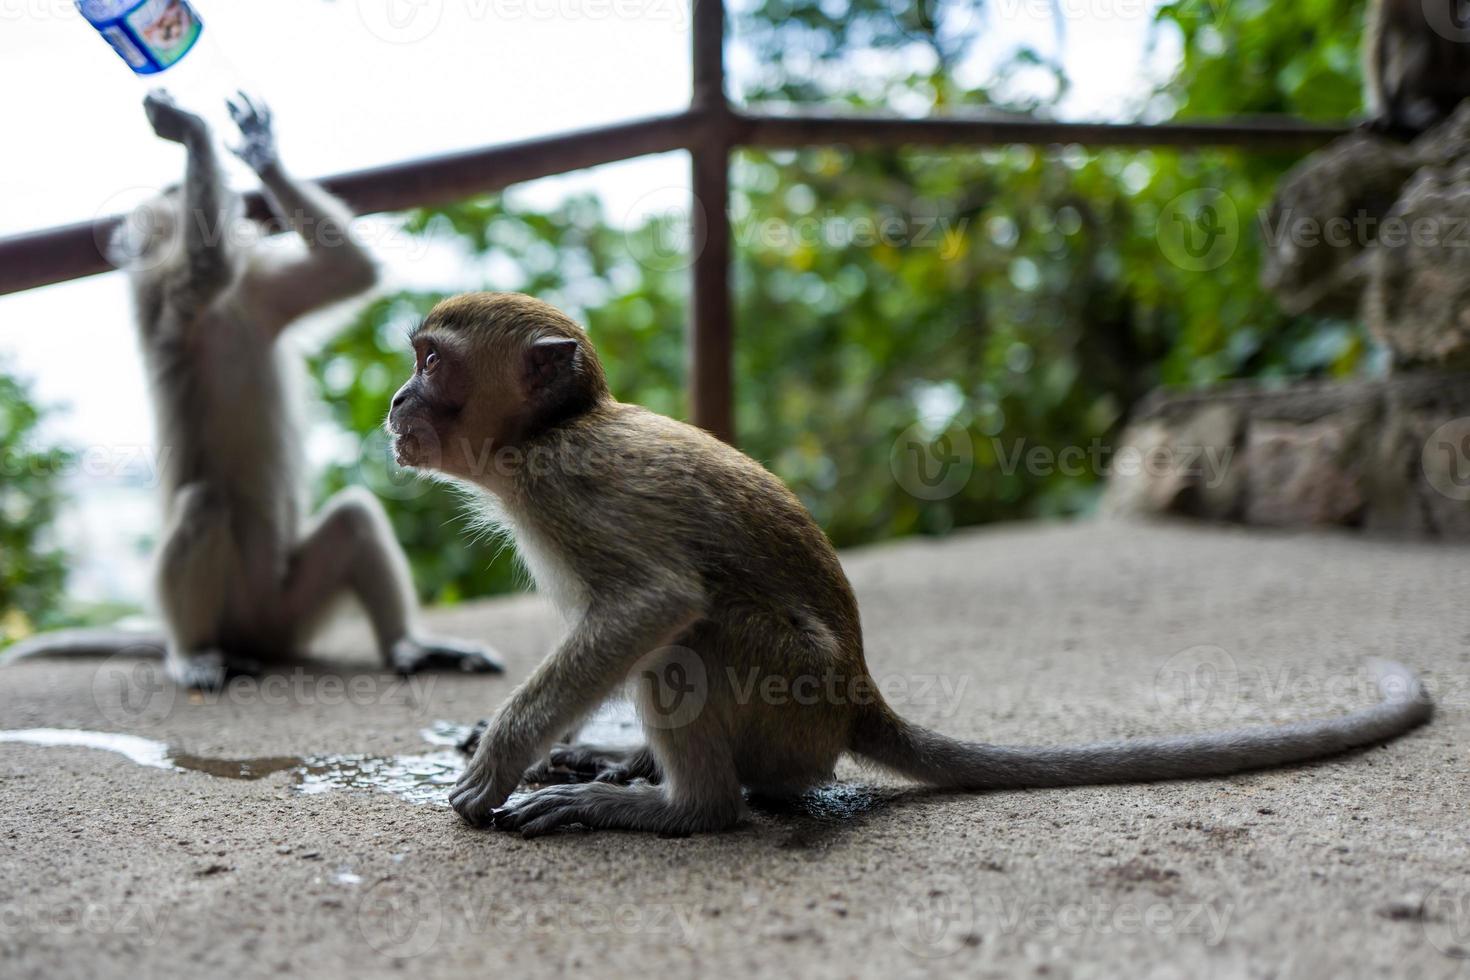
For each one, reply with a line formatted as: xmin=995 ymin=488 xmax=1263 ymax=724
xmin=156 ymin=484 xmax=241 ymax=690
xmin=281 ymin=487 xmax=502 ymax=674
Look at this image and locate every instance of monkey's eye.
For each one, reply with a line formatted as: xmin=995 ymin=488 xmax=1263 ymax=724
xmin=424 ymin=350 xmax=440 ymax=373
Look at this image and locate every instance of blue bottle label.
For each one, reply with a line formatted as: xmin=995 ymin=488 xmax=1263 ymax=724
xmin=78 ymin=0 xmax=204 ymax=75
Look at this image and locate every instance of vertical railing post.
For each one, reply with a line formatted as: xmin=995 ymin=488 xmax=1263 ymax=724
xmin=689 ymin=0 xmax=735 ymax=442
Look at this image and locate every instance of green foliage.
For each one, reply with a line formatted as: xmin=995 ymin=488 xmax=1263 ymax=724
xmin=312 ymin=0 xmax=1377 ymax=602
xmin=0 ymin=366 xmax=72 ymax=645
xmin=1158 ymin=0 xmax=1367 ymax=119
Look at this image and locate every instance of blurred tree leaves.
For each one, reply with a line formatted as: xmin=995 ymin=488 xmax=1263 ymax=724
xmin=308 ymin=0 xmax=1376 ymax=605
xmin=1158 ymin=0 xmax=1366 ymax=120
xmin=0 ymin=366 xmax=72 ymax=645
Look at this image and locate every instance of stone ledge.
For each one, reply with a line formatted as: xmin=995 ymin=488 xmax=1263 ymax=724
xmin=1104 ymin=371 xmax=1470 ymax=536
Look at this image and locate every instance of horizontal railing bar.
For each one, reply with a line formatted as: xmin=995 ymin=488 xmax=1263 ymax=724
xmin=0 ymin=111 xmax=699 ymax=296
xmin=737 ymin=110 xmax=1353 ymax=149
xmin=0 ymin=109 xmax=1353 ymax=297
xmin=310 ymin=110 xmax=699 ymax=216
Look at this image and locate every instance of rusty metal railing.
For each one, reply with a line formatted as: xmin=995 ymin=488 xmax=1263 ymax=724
xmin=0 ymin=0 xmax=1351 ymax=442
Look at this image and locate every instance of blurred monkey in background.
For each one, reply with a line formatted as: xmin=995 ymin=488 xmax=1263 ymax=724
xmin=3 ymin=92 xmax=500 ymax=688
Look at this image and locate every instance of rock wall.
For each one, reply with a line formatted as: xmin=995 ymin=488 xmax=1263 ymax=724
xmin=1264 ymin=103 xmax=1470 ymax=367
xmin=1114 ymin=109 xmax=1470 ymax=536
xmin=1102 ymin=374 xmax=1470 ymax=537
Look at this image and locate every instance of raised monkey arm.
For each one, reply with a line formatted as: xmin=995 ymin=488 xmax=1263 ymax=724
xmin=143 ymin=91 xmax=236 ymax=320
xmin=228 ymin=94 xmax=378 ymax=330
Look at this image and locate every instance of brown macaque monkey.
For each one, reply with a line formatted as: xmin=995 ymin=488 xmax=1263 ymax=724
xmin=2 ymin=93 xmax=500 ymax=689
xmin=388 ymin=293 xmax=1431 ymax=837
xmin=1366 ymin=0 xmax=1470 ymax=138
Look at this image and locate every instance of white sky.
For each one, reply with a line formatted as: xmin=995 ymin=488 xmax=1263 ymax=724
xmin=0 ymin=0 xmax=699 ymax=450
xmin=0 ymin=0 xmax=1175 ymax=603
xmin=1 ymin=0 xmax=1175 ymax=448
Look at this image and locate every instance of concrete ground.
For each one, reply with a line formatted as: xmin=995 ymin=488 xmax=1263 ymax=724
xmin=2 ymin=519 xmax=1468 ymax=979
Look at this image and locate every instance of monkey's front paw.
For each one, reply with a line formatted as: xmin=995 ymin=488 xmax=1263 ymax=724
xmin=455 ymin=719 xmax=489 ymax=755
xmin=226 ymin=92 xmax=278 ymax=172
xmin=520 ymin=743 xmax=657 ymax=785
xmin=521 ymin=744 xmax=605 ymax=785
xmin=521 ymin=755 xmax=581 ymax=785
xmin=144 ymin=90 xmax=206 ymax=144
xmin=391 ymin=636 xmax=503 ymax=676
xmin=492 ymin=784 xmax=605 ymax=838
xmin=449 ymin=756 xmax=523 ymax=828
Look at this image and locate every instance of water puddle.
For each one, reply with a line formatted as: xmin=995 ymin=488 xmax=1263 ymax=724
xmin=0 ymin=728 xmax=174 ymax=770
xmin=437 ymin=703 xmax=642 ymax=756
xmin=0 ymin=703 xmax=644 ymax=808
xmin=755 ymin=783 xmax=903 ymax=822
xmin=1 ymin=707 xmax=907 ymax=844
xmin=0 ymin=727 xmax=463 ymax=806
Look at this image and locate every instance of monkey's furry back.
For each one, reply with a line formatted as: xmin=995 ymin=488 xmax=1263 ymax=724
xmin=135 ymin=283 xmax=309 ymax=538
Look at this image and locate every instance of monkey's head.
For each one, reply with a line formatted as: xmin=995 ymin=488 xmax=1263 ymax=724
xmin=105 ymin=184 xmax=248 ymax=274
xmin=387 ymin=292 xmax=611 ymax=483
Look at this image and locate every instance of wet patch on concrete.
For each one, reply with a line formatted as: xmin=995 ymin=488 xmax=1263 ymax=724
xmin=749 ymin=784 xmax=912 ymax=849
xmin=0 ymin=727 xmax=464 ymax=806
xmin=1 ymin=709 xmax=903 ymax=834
xmin=445 ymin=701 xmax=643 ymax=756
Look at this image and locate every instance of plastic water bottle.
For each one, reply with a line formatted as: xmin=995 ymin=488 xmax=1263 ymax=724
xmin=76 ymin=0 xmax=206 ymax=74
xmin=75 ymin=1 xmax=249 ymax=143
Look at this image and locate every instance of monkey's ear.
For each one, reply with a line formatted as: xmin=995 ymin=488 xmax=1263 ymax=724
xmin=524 ymin=337 xmax=580 ymax=394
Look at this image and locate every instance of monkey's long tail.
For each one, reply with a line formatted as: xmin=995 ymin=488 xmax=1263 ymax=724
xmin=848 ymin=659 xmax=1431 ymax=789
xmin=1 ymin=629 xmax=167 ymax=665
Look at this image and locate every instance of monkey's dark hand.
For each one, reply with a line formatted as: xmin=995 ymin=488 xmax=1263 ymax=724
xmin=450 ymin=723 xmax=530 ymax=827
xmin=144 ymin=90 xmax=206 ymax=144
xmin=390 ymin=636 xmax=503 ymax=675
xmin=226 ymin=92 xmax=278 ymax=173
xmin=455 ymin=719 xmax=489 ymax=755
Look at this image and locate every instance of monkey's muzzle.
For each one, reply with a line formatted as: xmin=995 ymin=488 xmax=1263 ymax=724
xmin=387 ymin=418 xmax=440 ymax=470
